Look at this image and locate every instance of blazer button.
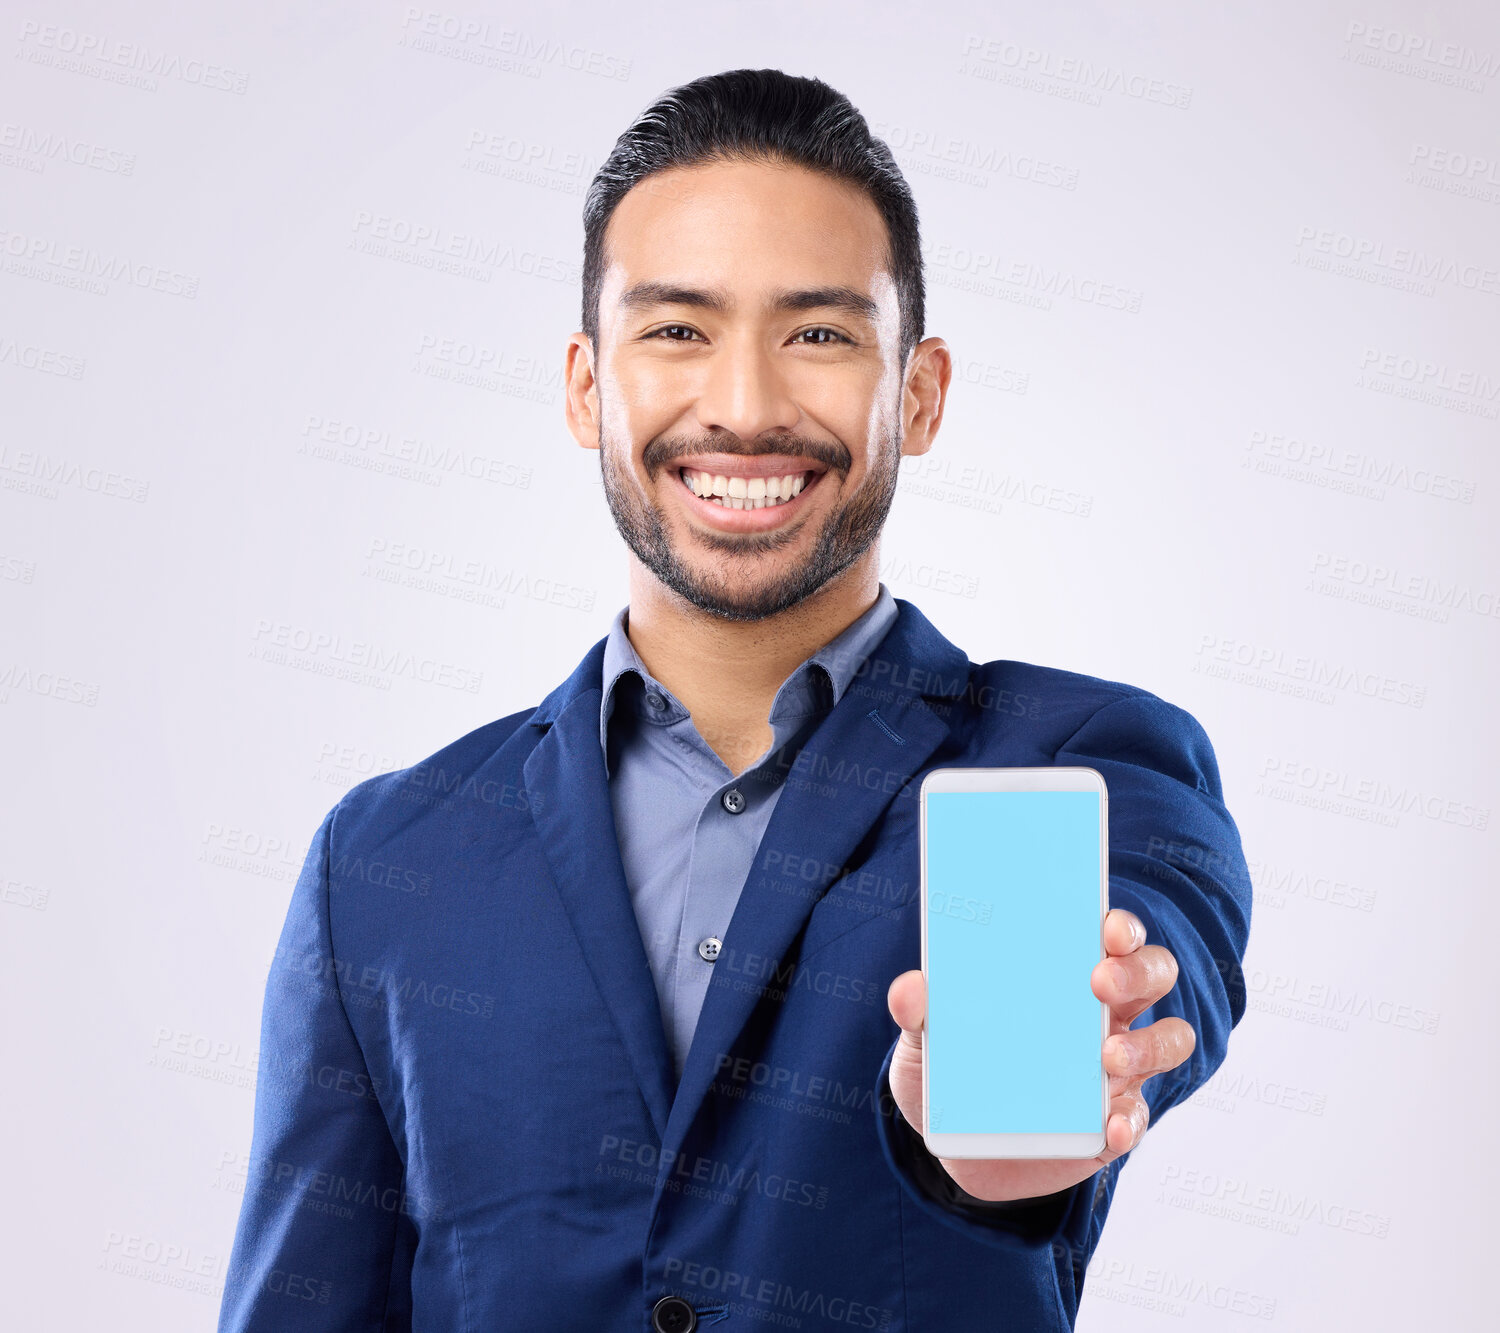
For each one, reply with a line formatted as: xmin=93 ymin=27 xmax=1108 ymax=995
xmin=651 ymin=1294 xmax=698 ymax=1332
xmin=721 ymin=787 xmax=746 ymax=814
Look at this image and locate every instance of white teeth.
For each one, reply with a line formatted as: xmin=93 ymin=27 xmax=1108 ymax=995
xmin=681 ymin=467 xmax=813 ymax=509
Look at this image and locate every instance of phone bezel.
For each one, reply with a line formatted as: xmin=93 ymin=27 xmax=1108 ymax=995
xmin=919 ymin=765 xmax=1109 ymax=1160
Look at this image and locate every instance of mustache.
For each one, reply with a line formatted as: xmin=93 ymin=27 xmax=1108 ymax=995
xmin=644 ymin=434 xmax=851 ymax=475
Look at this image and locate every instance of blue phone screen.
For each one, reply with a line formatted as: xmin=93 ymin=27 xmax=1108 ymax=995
xmin=925 ymin=789 xmax=1102 ymax=1134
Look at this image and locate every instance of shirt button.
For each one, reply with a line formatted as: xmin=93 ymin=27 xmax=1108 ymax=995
xmin=646 ymin=692 xmax=667 ymax=711
xmin=698 ymin=936 xmax=722 ymax=962
xmin=721 ymin=787 xmax=746 ymax=814
xmin=651 ymin=1294 xmax=698 ymax=1332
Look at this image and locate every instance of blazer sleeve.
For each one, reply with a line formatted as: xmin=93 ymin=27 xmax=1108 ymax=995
xmin=216 ymin=804 xmax=409 ymax=1332
xmin=871 ymin=689 xmax=1253 ymax=1260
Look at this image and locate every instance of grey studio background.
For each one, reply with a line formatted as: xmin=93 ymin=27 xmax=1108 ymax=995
xmin=3 ymin=1 xmax=1496 ymax=1328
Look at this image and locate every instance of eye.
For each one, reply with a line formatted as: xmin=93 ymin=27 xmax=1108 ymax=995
xmin=643 ymin=324 xmax=854 ymax=346
xmin=791 ymin=327 xmax=854 ymax=346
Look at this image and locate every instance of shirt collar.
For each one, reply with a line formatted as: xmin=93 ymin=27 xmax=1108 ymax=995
xmin=598 ymin=583 xmax=900 ymax=766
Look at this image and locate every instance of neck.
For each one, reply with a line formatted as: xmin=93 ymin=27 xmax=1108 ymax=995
xmin=622 ymin=551 xmax=882 ymax=774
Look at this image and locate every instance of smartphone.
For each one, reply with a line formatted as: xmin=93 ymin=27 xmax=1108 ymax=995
xmin=919 ymin=766 xmax=1109 ymax=1159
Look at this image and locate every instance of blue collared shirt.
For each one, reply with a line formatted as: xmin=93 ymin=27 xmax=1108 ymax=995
xmin=599 ymin=583 xmax=900 ymax=1079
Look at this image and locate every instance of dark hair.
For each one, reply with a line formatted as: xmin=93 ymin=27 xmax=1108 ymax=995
xmin=581 ymin=68 xmax=924 ymax=367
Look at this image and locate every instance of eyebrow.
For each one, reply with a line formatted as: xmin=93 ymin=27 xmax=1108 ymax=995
xmin=617 ymin=280 xmax=879 ymax=325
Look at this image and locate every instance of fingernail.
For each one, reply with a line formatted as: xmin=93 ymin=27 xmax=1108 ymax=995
xmin=1112 ymin=962 xmax=1130 ymax=990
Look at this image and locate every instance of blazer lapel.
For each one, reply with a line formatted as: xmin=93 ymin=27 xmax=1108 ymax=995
xmin=518 ymin=599 xmax=973 ymax=1166
xmin=660 ymin=599 xmax=971 ymax=1168
xmin=522 ymin=640 xmax=677 ymax=1142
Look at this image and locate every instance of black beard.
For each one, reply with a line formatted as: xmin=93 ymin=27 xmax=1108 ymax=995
xmin=597 ymin=399 xmax=902 ymax=623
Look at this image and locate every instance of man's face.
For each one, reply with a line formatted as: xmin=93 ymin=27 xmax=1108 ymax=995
xmin=571 ymin=157 xmax=928 ymax=622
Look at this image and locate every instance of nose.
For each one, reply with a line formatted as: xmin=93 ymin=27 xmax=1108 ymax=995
xmin=692 ymin=338 xmax=800 ymax=443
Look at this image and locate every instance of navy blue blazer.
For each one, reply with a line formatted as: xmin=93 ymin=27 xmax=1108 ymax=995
xmin=217 ymin=597 xmax=1252 ymax=1332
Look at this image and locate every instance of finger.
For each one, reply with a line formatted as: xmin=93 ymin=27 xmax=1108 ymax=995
xmin=1104 ymin=1017 xmax=1196 ymax=1083
xmin=886 ymin=969 xmax=926 ymax=1036
xmin=1092 ymin=944 xmax=1179 ymax=1022
xmin=1104 ymin=1088 xmax=1151 ymax=1157
xmin=1103 ymin=908 xmax=1147 ymax=957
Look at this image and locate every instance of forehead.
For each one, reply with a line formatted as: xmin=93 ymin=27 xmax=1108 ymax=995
xmin=599 ymin=157 xmax=895 ymax=315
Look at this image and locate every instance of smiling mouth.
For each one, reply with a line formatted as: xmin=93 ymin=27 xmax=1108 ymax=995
xmin=676 ymin=466 xmax=823 ymax=510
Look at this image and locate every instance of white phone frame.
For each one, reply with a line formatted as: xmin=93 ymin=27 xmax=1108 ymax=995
xmin=919 ymin=765 xmax=1109 ymax=1160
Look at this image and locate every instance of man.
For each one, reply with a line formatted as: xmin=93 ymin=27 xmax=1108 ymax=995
xmin=218 ymin=69 xmax=1251 ymax=1333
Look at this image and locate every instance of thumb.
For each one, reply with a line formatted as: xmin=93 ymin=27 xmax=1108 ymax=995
xmin=886 ymin=969 xmax=928 ymax=1129
xmin=887 ymin=968 xmax=927 ymax=1039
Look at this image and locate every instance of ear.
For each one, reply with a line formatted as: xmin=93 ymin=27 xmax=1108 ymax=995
xmin=900 ymin=337 xmax=951 ymax=460
xmin=564 ymin=333 xmax=601 ymax=451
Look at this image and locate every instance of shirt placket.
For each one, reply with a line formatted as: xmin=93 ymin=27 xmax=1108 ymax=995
xmin=624 ymin=666 xmax=832 ymax=1076
xmin=668 ymin=733 xmax=760 ymax=1074
xmin=677 ymin=695 xmax=822 ymax=1062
